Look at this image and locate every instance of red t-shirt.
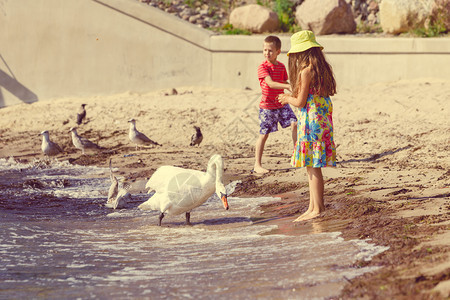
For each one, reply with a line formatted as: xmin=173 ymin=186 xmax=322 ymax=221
xmin=257 ymin=60 xmax=288 ymax=109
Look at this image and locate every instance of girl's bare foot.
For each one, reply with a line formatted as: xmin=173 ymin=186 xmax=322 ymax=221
xmin=300 ymin=211 xmax=321 ymax=221
xmin=293 ymin=215 xmax=307 ymax=222
xmin=293 ymin=207 xmax=314 ymax=222
xmin=293 ymin=211 xmax=310 ymax=222
xmin=252 ymin=166 xmax=270 ymax=174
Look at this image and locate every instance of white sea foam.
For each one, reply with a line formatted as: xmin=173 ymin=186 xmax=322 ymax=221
xmin=0 ymin=157 xmax=107 ymax=174
xmin=353 ymin=239 xmax=391 ymax=262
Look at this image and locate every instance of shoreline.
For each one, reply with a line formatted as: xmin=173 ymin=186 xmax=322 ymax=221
xmin=0 ymin=82 xmax=449 ymax=298
xmin=2 ymin=148 xmax=448 ymax=299
xmin=233 ymin=167 xmax=449 ymax=298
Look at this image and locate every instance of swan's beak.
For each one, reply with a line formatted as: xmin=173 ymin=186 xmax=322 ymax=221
xmin=221 ymin=192 xmax=229 ymax=210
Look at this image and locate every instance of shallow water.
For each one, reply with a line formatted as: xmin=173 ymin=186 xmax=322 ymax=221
xmin=0 ymin=158 xmax=388 ymax=299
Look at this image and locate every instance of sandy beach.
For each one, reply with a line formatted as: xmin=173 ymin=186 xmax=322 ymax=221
xmin=0 ymin=79 xmax=449 ymax=298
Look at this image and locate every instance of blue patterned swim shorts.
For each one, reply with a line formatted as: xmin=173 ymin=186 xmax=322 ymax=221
xmin=259 ymin=105 xmax=297 ymax=135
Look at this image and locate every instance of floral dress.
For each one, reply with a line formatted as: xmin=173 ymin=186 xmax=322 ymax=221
xmin=291 ymin=93 xmax=336 ymax=168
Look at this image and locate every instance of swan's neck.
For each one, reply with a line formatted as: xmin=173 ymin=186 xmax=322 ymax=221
xmin=206 ymin=158 xmax=223 ymax=182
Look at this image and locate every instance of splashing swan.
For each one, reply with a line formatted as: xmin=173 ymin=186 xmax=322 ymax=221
xmin=138 ymin=154 xmax=228 ymax=225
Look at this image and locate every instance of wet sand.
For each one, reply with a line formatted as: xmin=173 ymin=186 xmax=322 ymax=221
xmin=0 ymin=80 xmax=449 ymax=298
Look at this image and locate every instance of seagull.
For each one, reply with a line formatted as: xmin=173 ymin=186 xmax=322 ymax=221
xmin=112 ymin=182 xmax=132 ymax=209
xmin=107 ymin=158 xmax=119 ymax=202
xmin=105 ymin=180 xmax=131 ymax=209
xmin=105 ymin=159 xmax=131 ymax=209
xmin=69 ymin=127 xmax=103 ymax=154
xmin=128 ymin=119 xmax=161 ymax=150
xmin=76 ymin=104 xmax=87 ymax=125
xmin=190 ymin=126 xmax=203 ymax=146
xmin=40 ymin=130 xmax=63 ymax=157
xmin=138 ymin=154 xmax=228 ymax=226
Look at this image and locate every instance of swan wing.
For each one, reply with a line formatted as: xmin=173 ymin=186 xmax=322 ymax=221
xmin=145 ymin=166 xmax=204 ymax=192
xmin=138 ymin=192 xmax=171 ymax=212
xmin=167 ymin=185 xmax=214 ymax=215
xmin=163 ymin=172 xmax=215 ymax=215
xmin=143 ymin=165 xmax=215 ymax=215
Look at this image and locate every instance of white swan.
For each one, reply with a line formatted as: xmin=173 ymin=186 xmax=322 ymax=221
xmin=138 ymin=154 xmax=228 ymax=225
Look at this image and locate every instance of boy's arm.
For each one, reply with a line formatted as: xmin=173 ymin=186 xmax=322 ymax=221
xmin=264 ymin=76 xmax=291 ymax=90
xmin=277 ymin=68 xmax=311 ymax=108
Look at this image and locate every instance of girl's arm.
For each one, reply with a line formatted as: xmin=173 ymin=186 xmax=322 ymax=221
xmin=278 ymin=67 xmax=312 ymax=108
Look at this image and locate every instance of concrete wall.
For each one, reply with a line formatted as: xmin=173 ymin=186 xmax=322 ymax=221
xmin=210 ymin=35 xmax=450 ymax=90
xmin=1 ymin=0 xmax=449 ymax=107
xmin=0 ymin=0 xmax=213 ymax=107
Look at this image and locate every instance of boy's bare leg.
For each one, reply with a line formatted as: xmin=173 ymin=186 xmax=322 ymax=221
xmin=254 ymin=134 xmax=270 ymax=173
xmin=293 ymin=167 xmax=324 ymax=222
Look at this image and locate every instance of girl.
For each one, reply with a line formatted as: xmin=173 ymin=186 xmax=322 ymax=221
xmin=278 ymin=30 xmax=337 ymax=222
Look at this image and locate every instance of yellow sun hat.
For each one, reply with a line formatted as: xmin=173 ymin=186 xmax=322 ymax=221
xmin=287 ymin=30 xmax=323 ymax=56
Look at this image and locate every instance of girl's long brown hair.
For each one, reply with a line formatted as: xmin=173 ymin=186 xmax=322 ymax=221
xmin=288 ymin=47 xmax=336 ymax=97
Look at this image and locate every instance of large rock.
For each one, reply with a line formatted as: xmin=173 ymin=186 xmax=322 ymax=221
xmin=295 ymin=0 xmax=356 ymax=35
xmin=229 ymin=4 xmax=279 ymax=33
xmin=379 ymin=0 xmax=435 ymax=34
xmin=431 ymin=0 xmax=450 ymax=31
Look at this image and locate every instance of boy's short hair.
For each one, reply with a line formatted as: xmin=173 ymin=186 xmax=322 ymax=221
xmin=264 ymin=35 xmax=282 ymax=50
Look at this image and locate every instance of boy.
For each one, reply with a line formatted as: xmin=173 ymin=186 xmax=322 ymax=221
xmin=254 ymin=35 xmax=297 ymax=174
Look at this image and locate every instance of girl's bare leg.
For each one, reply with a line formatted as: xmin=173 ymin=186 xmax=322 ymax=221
xmin=293 ymin=193 xmax=314 ymax=222
xmin=293 ymin=167 xmax=324 ymax=222
xmin=302 ymin=167 xmax=324 ymax=220
xmin=293 ymin=168 xmax=316 ymax=222
xmin=291 ymin=122 xmax=297 ymax=147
